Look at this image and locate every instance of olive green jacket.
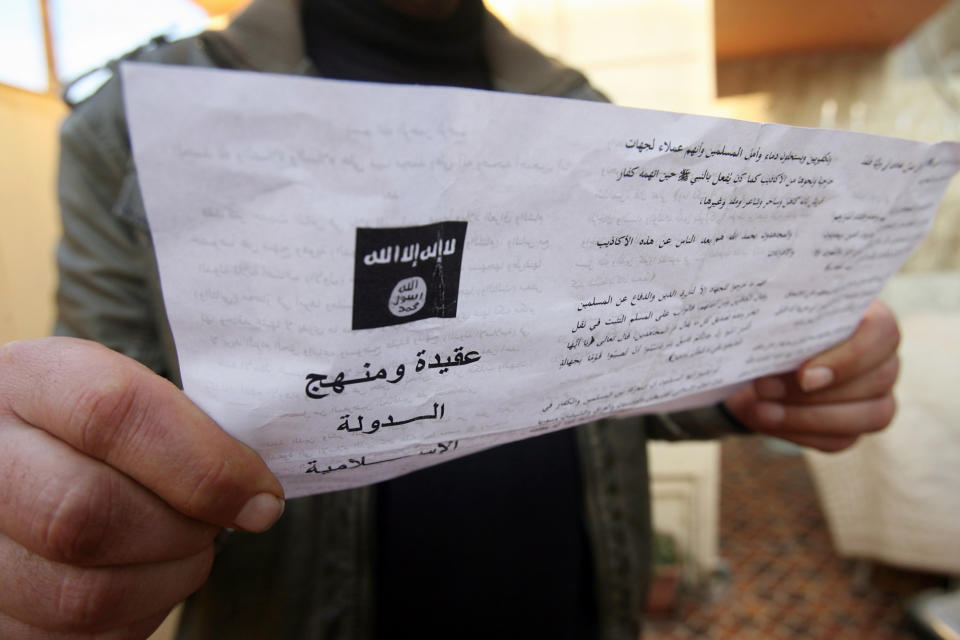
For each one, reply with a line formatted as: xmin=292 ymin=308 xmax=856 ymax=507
xmin=55 ymin=1 xmax=744 ymax=637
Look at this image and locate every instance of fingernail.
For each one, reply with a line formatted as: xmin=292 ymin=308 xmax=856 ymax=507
xmin=234 ymin=493 xmax=285 ymax=532
xmin=755 ymin=377 xmax=786 ymax=399
xmin=801 ymin=366 xmax=834 ymax=392
xmin=756 ymin=402 xmax=785 ymax=425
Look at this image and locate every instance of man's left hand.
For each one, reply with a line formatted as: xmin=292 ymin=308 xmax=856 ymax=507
xmin=724 ymin=299 xmax=900 ymax=452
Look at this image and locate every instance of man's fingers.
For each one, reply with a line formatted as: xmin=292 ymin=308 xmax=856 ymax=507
xmin=754 ymin=353 xmax=899 ymax=405
xmin=0 ymin=533 xmax=212 ymax=635
xmin=0 ymin=338 xmax=283 ymax=531
xmin=743 ymin=394 xmax=896 ymax=437
xmin=0 ymin=610 xmax=171 ymax=640
xmin=725 ymin=300 xmax=901 ymax=452
xmin=771 ymin=433 xmax=861 ymax=453
xmin=796 ymin=300 xmax=900 ymax=392
xmin=724 ymin=385 xmax=868 ymax=452
xmin=0 ymin=419 xmax=218 ymax=566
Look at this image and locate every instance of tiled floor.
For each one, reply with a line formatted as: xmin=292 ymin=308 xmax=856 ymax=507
xmin=644 ymin=437 xmax=947 ymax=640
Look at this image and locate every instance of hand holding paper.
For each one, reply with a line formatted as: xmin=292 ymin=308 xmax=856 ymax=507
xmin=725 ymin=299 xmax=901 ymax=451
xmin=0 ymin=337 xmax=283 ymax=637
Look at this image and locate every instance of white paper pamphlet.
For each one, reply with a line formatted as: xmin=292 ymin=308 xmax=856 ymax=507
xmin=122 ymin=63 xmax=960 ymax=497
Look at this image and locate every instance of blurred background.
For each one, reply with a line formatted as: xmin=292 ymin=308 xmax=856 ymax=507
xmin=1 ymin=1 xmax=958 ymax=639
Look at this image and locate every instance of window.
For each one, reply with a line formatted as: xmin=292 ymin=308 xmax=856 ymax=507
xmin=50 ymin=0 xmax=207 ymax=83
xmin=0 ymin=0 xmax=48 ymax=92
xmin=0 ymin=0 xmax=208 ymax=97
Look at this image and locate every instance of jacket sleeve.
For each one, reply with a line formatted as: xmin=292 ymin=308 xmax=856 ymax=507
xmin=54 ymin=77 xmax=178 ymax=381
xmin=644 ymin=404 xmax=753 ymax=440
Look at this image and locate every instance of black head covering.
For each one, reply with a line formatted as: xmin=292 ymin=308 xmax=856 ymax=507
xmin=301 ymin=0 xmax=491 ymax=89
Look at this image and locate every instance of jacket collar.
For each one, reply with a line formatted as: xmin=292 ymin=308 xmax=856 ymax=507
xmin=208 ymin=0 xmax=592 ymax=96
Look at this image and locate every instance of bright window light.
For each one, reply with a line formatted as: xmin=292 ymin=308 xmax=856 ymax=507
xmin=50 ymin=0 xmax=208 ymax=83
xmin=0 ymin=0 xmax=49 ymax=92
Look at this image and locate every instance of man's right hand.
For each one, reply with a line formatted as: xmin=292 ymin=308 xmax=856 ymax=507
xmin=0 ymin=337 xmax=284 ymax=639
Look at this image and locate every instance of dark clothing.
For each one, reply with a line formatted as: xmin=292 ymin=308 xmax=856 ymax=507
xmin=298 ymin=3 xmax=594 ymax=634
xmin=302 ymin=0 xmax=490 ymax=89
xmin=376 ymin=431 xmax=596 ymax=640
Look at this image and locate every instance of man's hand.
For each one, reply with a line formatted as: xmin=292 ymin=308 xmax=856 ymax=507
xmin=724 ymin=300 xmax=900 ymax=452
xmin=0 ymin=337 xmax=284 ymax=639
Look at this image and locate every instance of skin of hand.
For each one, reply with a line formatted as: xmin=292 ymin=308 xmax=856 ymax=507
xmin=724 ymin=299 xmax=901 ymax=452
xmin=0 ymin=337 xmax=285 ymax=639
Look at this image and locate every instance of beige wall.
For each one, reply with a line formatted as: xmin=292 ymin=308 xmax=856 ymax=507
xmin=0 ymin=85 xmax=65 ymax=345
xmin=715 ymin=0 xmax=948 ymax=60
xmin=488 ymin=0 xmax=716 ymax=114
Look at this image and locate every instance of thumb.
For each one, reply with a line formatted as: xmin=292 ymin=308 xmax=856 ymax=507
xmin=0 ymin=337 xmax=284 ymax=532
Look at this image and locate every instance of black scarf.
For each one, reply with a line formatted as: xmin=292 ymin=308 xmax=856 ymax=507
xmin=301 ymin=0 xmax=491 ymax=89
xmin=301 ymin=3 xmax=595 ymax=636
